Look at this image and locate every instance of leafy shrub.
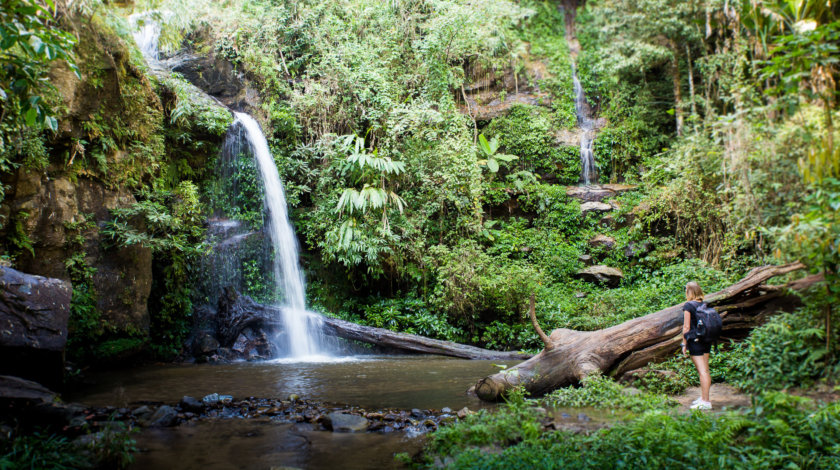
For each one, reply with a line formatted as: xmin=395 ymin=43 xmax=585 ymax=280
xmin=0 ymin=424 xmax=136 ymax=470
xmin=429 ymin=240 xmax=540 ymax=338
xmin=731 ymin=310 xmax=833 ymax=393
xmin=362 ymin=295 xmax=463 ymax=342
xmin=425 ymin=392 xmax=840 ymax=469
xmin=632 ymin=343 xmax=744 ymax=395
xmin=544 ymin=375 xmax=677 ymax=413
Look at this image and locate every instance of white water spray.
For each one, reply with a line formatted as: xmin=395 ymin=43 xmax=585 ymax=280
xmin=231 ymin=113 xmax=327 ymax=358
xmin=128 ymin=12 xmax=162 ymax=61
xmin=572 ymin=66 xmax=597 ymax=185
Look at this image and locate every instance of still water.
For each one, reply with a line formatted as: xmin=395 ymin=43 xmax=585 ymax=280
xmin=72 ymin=355 xmax=510 ymax=410
xmin=70 ymin=356 xmax=512 ymax=469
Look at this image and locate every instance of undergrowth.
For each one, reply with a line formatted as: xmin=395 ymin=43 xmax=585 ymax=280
xmin=424 ymin=392 xmax=840 ymax=469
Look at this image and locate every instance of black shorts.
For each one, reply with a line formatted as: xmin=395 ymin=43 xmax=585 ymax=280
xmin=687 ymin=338 xmax=712 ymax=356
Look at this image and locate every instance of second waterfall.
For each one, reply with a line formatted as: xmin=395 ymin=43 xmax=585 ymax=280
xmin=222 ymin=113 xmax=331 ymax=359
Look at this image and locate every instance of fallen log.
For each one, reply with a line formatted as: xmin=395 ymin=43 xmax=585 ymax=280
xmin=474 ymin=262 xmax=814 ymax=401
xmin=217 ymin=288 xmax=531 ymax=360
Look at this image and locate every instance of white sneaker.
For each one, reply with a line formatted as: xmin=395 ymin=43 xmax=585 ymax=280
xmin=690 ymin=400 xmax=712 ymax=410
xmin=691 ymin=397 xmax=703 ymax=405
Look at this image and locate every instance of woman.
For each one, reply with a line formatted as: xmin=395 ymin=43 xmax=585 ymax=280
xmin=682 ymin=281 xmax=712 ymax=410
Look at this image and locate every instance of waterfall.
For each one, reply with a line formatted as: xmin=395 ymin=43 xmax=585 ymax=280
xmin=572 ymin=66 xmax=597 ymax=185
xmin=128 ymin=12 xmax=162 ymax=61
xmin=228 ymin=114 xmax=328 ymax=358
xmin=129 ymin=14 xmax=331 ymax=360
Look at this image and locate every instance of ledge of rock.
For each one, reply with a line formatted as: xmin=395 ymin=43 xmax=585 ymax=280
xmin=0 ymin=267 xmax=71 ymax=388
xmin=0 ymin=375 xmax=58 ymax=407
xmin=574 ymin=265 xmax=624 ymax=288
xmin=581 ymin=201 xmax=613 ymax=214
xmin=567 ymin=184 xmax=637 ymax=203
xmin=588 ymin=235 xmax=616 ymax=249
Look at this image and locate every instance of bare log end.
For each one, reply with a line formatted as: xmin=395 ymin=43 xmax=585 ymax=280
xmin=475 ymin=377 xmax=505 ymax=402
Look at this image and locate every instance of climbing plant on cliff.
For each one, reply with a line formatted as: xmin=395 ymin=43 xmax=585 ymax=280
xmin=0 ymin=0 xmax=78 ymax=202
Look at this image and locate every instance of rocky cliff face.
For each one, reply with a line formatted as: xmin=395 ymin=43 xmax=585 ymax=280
xmin=0 ymin=11 xmax=163 ymax=335
xmin=2 ymin=171 xmax=153 ymax=331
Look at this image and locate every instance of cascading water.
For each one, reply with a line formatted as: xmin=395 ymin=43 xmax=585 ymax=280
xmin=128 ymin=12 xmax=162 ymax=61
xmin=572 ymin=66 xmax=597 ymax=185
xmin=226 ymin=114 xmax=329 ymax=358
xmin=128 ymin=13 xmax=331 ymax=359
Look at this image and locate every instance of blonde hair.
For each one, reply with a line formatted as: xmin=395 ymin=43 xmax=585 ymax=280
xmin=685 ymin=282 xmax=704 ymax=301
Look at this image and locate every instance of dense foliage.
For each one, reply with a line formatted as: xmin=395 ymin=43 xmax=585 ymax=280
xmin=425 ymin=391 xmax=840 ymax=469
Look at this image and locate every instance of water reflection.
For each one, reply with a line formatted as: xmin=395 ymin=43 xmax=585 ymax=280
xmin=131 ymin=420 xmax=423 ymax=470
xmin=71 ymin=356 xmax=511 ymax=410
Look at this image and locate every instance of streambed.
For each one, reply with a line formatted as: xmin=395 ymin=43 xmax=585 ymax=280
xmin=69 ymin=356 xmax=513 ymax=469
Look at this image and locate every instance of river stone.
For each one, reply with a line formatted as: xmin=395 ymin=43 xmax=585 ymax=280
xmin=142 ymin=405 xmax=178 ymax=427
xmin=0 ymin=267 xmax=72 ymax=388
xmin=202 ymin=393 xmax=220 ymax=405
xmin=410 ymin=408 xmax=426 ymax=418
xmin=580 ymin=201 xmax=613 ymax=214
xmin=574 ymin=266 xmax=624 ymax=288
xmin=179 ymin=396 xmax=204 ymax=413
xmin=324 ymin=412 xmax=368 ymax=432
xmin=457 ymin=407 xmax=471 ymax=419
xmin=132 ymin=405 xmax=153 ymax=420
xmin=441 ymin=407 xmax=452 ymax=414
xmin=588 ymin=234 xmax=616 ymax=249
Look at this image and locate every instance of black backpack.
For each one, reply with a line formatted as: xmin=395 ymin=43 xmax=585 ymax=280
xmin=694 ymin=302 xmax=722 ymax=342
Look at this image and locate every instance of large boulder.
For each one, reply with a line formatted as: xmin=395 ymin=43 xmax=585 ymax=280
xmin=566 ymin=186 xmax=615 ymax=203
xmin=0 ymin=375 xmax=58 ymax=407
xmin=574 ymin=265 xmax=624 ymax=288
xmin=580 ymin=201 xmax=612 ymax=214
xmin=0 ymin=267 xmax=71 ymax=387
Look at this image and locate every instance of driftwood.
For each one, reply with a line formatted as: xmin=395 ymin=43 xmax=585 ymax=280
xmin=217 ymin=288 xmax=531 ymax=360
xmin=474 ymin=262 xmax=816 ymax=401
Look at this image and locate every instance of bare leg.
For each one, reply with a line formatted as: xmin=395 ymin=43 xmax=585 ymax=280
xmin=691 ymin=353 xmax=711 ymax=402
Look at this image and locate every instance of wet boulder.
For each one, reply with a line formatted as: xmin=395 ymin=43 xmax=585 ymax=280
xmin=179 ymin=396 xmax=204 ymax=413
xmin=141 ymin=405 xmax=178 ymax=427
xmin=192 ymin=331 xmax=220 ymax=356
xmin=574 ymin=265 xmax=624 ymax=288
xmin=324 ymin=412 xmax=368 ymax=432
xmin=0 ymin=267 xmax=71 ymax=387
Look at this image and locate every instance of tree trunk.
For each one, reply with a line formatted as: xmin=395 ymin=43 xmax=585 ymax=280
xmin=216 ymin=288 xmax=531 ymax=361
xmin=474 ymin=262 xmax=814 ymax=401
xmin=671 ymin=44 xmax=684 ymax=136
